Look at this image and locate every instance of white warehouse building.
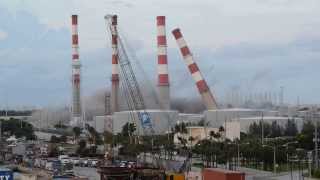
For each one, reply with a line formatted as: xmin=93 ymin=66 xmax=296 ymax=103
xmin=204 ymin=108 xmax=279 ymax=128
xmin=112 ymin=110 xmax=179 ymax=135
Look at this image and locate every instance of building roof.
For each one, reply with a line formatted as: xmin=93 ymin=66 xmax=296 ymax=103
xmin=114 ymin=109 xmax=179 ymax=113
xmin=204 ymin=168 xmax=245 ymax=174
xmin=236 ymin=116 xmax=302 ymax=120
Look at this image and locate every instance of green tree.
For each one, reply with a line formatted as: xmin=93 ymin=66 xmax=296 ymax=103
xmin=270 ymin=121 xmax=282 ymax=137
xmin=50 ymin=135 xmax=60 ymax=143
xmin=73 ymin=127 xmax=81 ymax=142
xmin=297 ymin=120 xmax=315 ymax=150
xmin=0 ymin=118 xmax=36 ymax=140
xmin=284 ymin=119 xmax=298 ymax=136
xmin=86 ymin=125 xmax=102 ymax=145
xmin=121 ymin=122 xmax=136 ymax=137
xmin=54 ymin=123 xmax=68 ymax=129
xmin=174 ymin=122 xmax=187 ymax=134
xmin=76 ymin=139 xmax=87 ymax=155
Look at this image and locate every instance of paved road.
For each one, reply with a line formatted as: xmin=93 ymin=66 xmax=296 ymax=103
xmin=74 ymin=167 xmax=100 ymax=180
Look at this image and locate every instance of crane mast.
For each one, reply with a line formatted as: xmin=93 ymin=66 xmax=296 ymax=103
xmin=105 ymin=15 xmax=154 ymax=135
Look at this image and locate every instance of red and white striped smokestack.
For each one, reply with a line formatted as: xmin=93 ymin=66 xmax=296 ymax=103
xmin=157 ymin=16 xmax=170 ymax=109
xmin=71 ymin=15 xmax=82 ymax=126
xmin=172 ymin=28 xmax=217 ymax=110
xmin=110 ymin=15 xmax=120 ymax=113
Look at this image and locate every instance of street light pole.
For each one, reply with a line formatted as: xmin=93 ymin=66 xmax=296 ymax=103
xmin=273 ymin=146 xmax=276 ymax=174
xmin=229 ymin=142 xmax=249 ymax=170
xmin=263 ymin=144 xmax=276 ymax=174
xmin=315 ymin=120 xmax=319 ymax=169
xmin=282 ymin=141 xmax=298 ymax=171
xmin=261 ymin=112 xmax=264 ymax=145
xmin=237 ymin=143 xmax=240 ymax=170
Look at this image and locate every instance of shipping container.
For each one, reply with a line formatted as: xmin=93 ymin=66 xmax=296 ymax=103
xmin=203 ymin=168 xmax=245 ymax=180
xmin=166 ymin=173 xmax=185 ymax=180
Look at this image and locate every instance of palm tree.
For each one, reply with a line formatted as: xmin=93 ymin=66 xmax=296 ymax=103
xmin=73 ymin=127 xmax=81 ymax=143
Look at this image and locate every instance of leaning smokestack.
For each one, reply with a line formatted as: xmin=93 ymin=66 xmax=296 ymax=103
xmin=71 ymin=15 xmax=82 ymax=126
xmin=172 ymin=28 xmax=217 ymax=110
xmin=110 ymin=15 xmax=120 ymax=113
xmin=156 ymin=16 xmax=170 ymax=110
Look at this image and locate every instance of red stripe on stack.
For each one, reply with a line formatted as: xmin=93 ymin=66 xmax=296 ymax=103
xmin=112 ymin=74 xmax=119 ymax=81
xmin=196 ymin=80 xmax=209 ymax=93
xmin=157 ymin=36 xmax=166 ymax=45
xmin=112 ymin=55 xmax=118 ymax=64
xmin=172 ymin=29 xmax=182 ymax=39
xmin=157 ymin=16 xmax=165 ymax=25
xmin=180 ymin=47 xmax=190 ymax=57
xmin=72 ymin=54 xmax=79 ymax=59
xmin=112 ymin=15 xmax=117 ymax=25
xmin=158 ymin=55 xmax=167 ymax=64
xmin=158 ymin=74 xmax=169 ymax=84
xmin=188 ymin=63 xmax=199 ymax=74
xmin=112 ymin=36 xmax=117 ymax=45
xmin=72 ymin=35 xmax=78 ymax=45
xmin=72 ymin=15 xmax=77 ymax=25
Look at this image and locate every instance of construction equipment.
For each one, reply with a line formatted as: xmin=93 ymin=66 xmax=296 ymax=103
xmin=105 ymin=14 xmax=154 ymax=135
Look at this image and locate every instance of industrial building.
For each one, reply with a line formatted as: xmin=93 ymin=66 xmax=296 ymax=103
xmin=70 ymin=14 xmax=305 ymax=141
xmin=112 ymin=110 xmax=179 ymax=134
xmin=204 ymin=108 xmax=279 ymax=128
xmin=173 ymin=122 xmax=241 ymax=146
xmin=234 ymin=116 xmax=304 ymax=133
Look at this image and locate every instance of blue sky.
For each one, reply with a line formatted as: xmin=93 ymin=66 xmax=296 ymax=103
xmin=0 ymin=0 xmax=320 ymax=107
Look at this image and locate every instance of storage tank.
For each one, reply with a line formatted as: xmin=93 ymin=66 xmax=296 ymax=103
xmin=203 ymin=168 xmax=245 ymax=180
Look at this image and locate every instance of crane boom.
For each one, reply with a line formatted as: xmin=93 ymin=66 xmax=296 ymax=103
xmin=105 ymin=15 xmax=154 ymax=134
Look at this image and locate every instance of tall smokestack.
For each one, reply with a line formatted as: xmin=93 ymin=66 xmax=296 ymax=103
xmin=110 ymin=15 xmax=120 ymax=113
xmin=172 ymin=28 xmax=217 ymax=110
xmin=157 ymin=16 xmax=170 ymax=110
xmin=71 ymin=15 xmax=82 ymax=126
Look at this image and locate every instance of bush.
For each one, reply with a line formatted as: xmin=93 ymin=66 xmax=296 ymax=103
xmin=312 ymin=168 xmax=320 ymax=178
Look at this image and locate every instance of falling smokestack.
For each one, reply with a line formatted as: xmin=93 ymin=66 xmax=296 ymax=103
xmin=156 ymin=16 xmax=170 ymax=110
xmin=172 ymin=28 xmax=217 ymax=110
xmin=71 ymin=15 xmax=82 ymax=126
xmin=110 ymin=15 xmax=120 ymax=113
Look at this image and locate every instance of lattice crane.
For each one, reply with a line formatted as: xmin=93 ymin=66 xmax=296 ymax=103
xmin=104 ymin=15 xmax=154 ymax=135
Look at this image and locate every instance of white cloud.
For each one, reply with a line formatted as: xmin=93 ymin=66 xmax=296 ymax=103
xmin=1 ymin=0 xmax=320 ymax=51
xmin=1 ymin=0 xmax=320 ymax=105
xmin=0 ymin=30 xmax=8 ymax=40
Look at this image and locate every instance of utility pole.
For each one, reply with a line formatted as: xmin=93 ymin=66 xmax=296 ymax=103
xmin=261 ymin=112 xmax=264 ymax=145
xmin=314 ymin=109 xmax=319 ymax=169
xmin=0 ymin=120 xmax=2 ymax=142
xmin=237 ymin=143 xmax=240 ymax=170
xmin=273 ymin=146 xmax=276 ymax=174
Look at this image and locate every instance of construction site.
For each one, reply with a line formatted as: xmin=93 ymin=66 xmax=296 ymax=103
xmin=68 ymin=13 xmax=246 ymax=179
xmin=1 ymin=3 xmax=319 ymax=179
xmin=63 ymin=14 xmax=305 ymax=180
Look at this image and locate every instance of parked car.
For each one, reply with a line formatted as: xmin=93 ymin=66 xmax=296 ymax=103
xmin=71 ymin=157 xmax=80 ymax=166
xmin=88 ymin=159 xmax=99 ymax=167
xmin=79 ymin=158 xmax=88 ymax=167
